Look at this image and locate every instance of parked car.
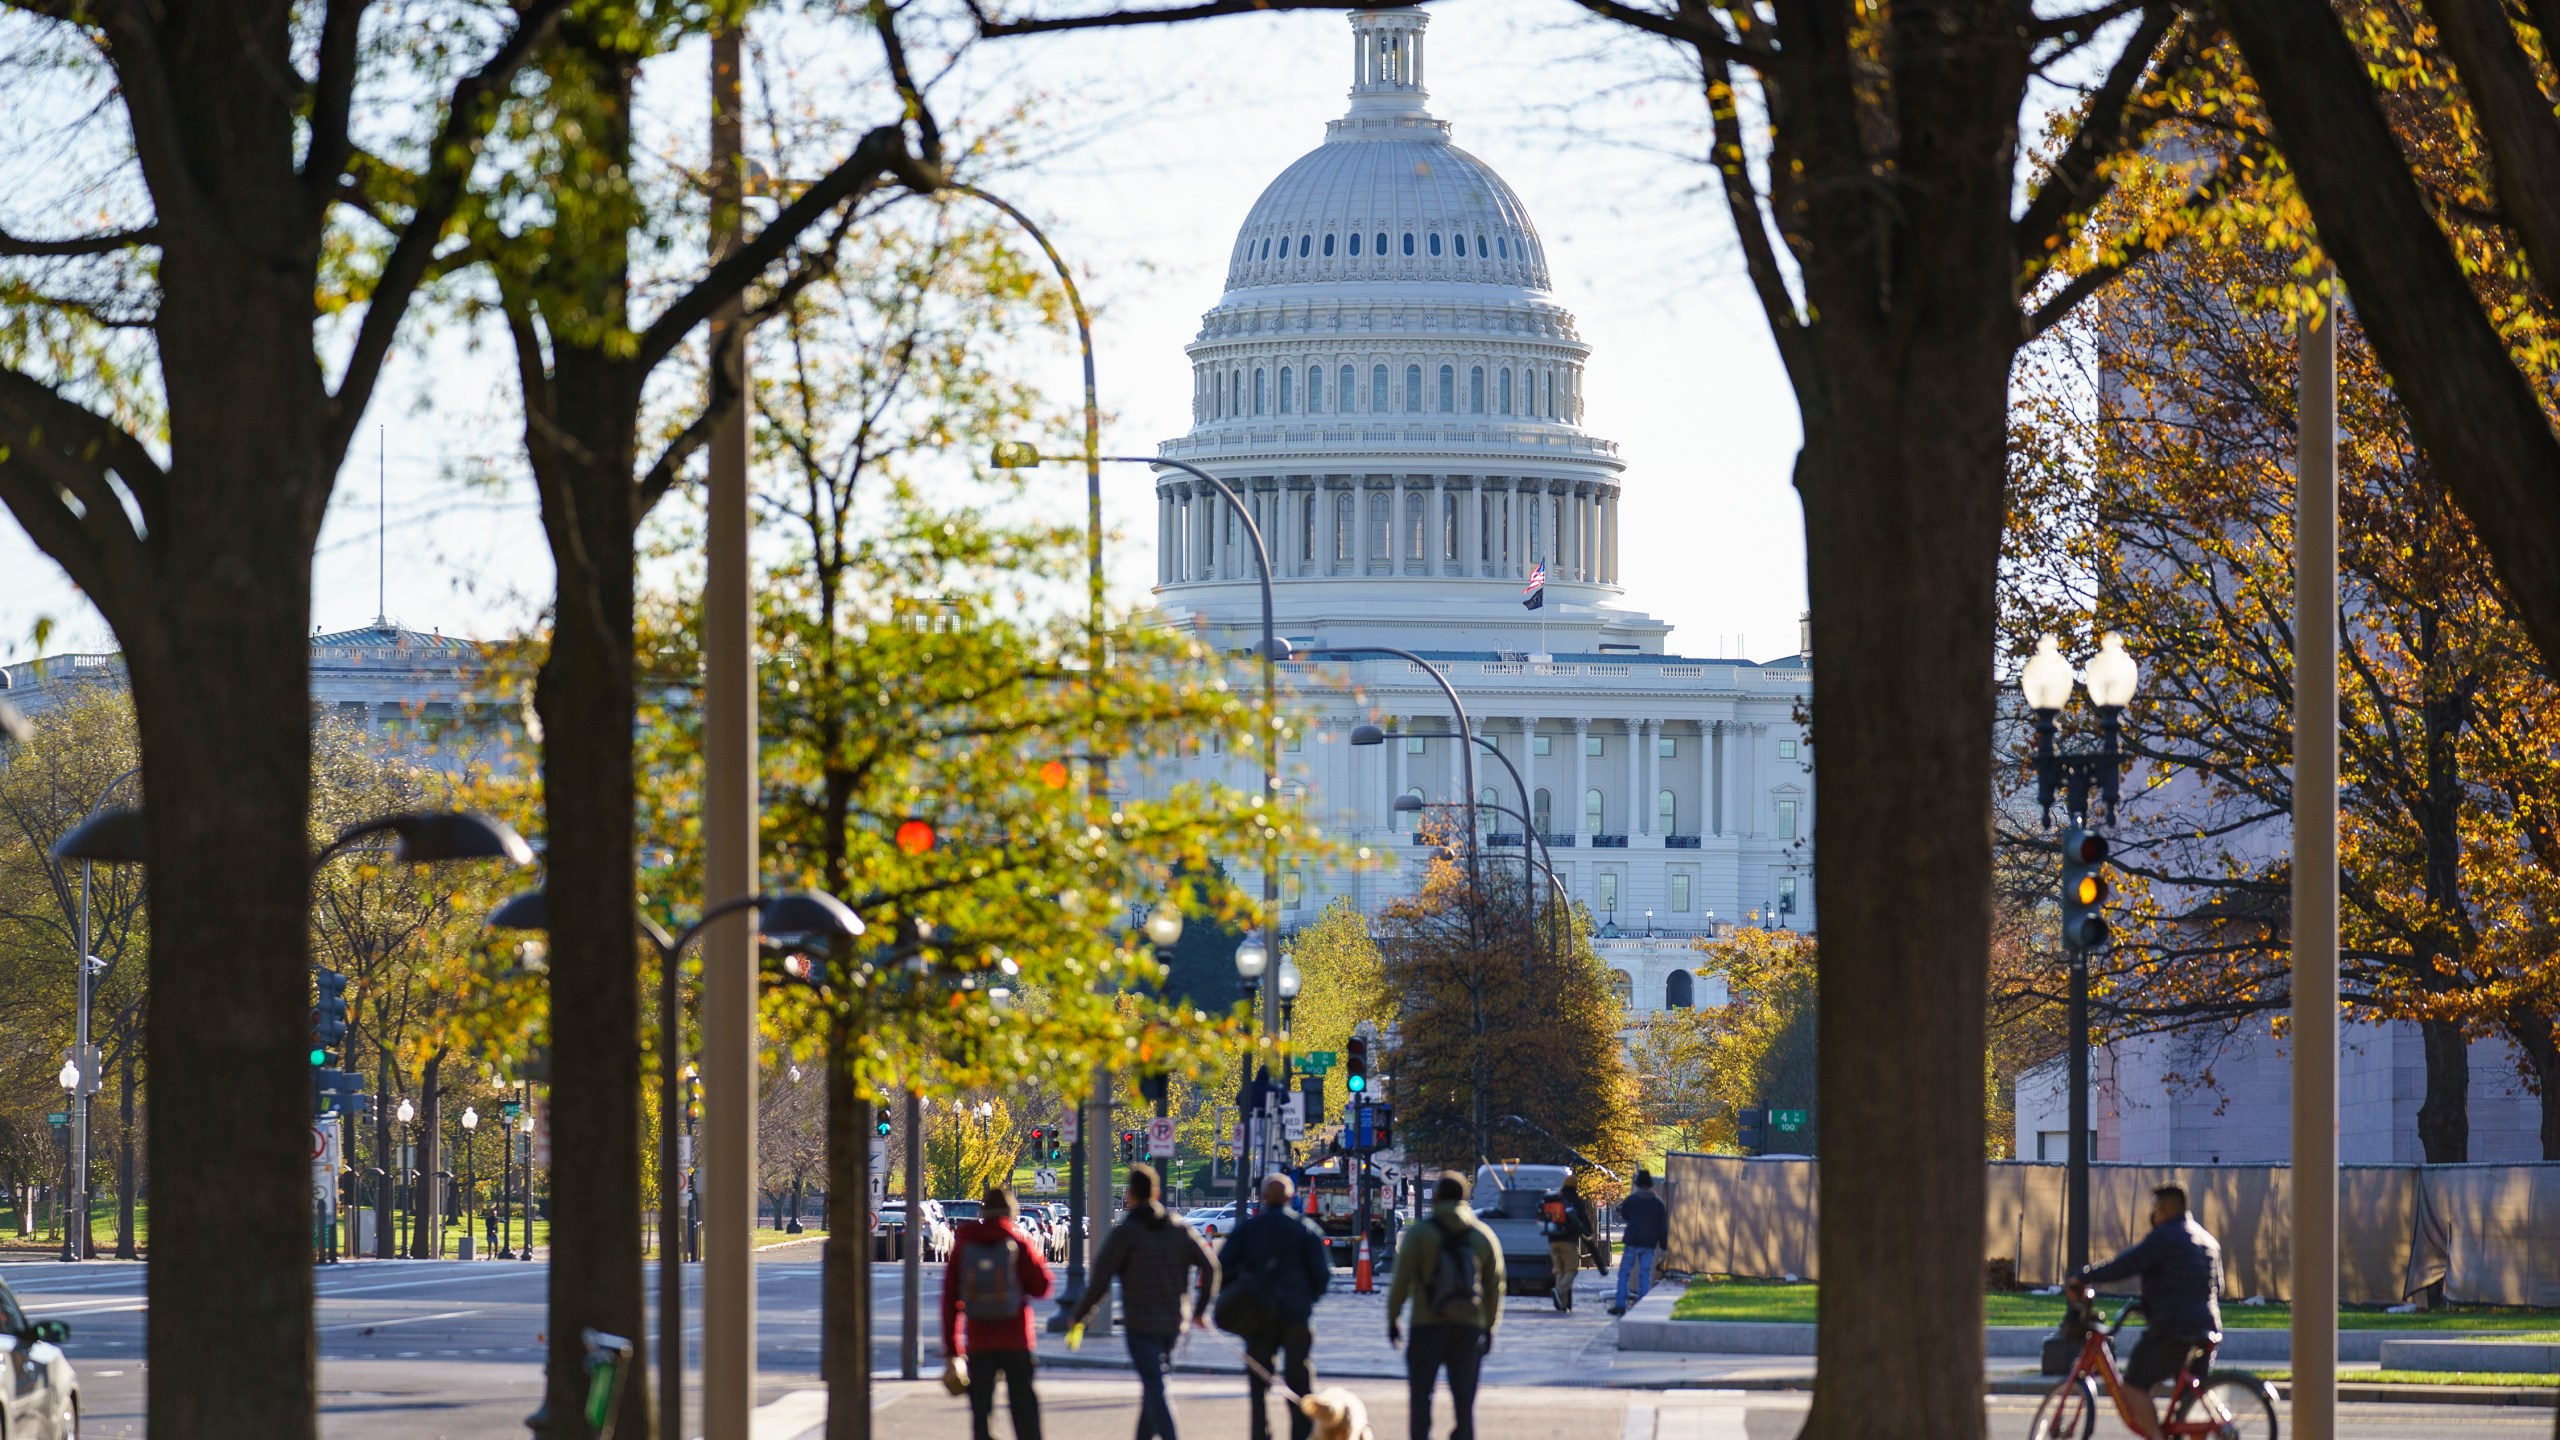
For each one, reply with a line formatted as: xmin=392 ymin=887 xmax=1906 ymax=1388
xmin=1471 ymin=1162 xmax=1575 ymax=1296
xmin=1183 ymin=1202 xmax=1238 ymax=1241
xmin=0 ymin=1276 xmax=80 ymax=1439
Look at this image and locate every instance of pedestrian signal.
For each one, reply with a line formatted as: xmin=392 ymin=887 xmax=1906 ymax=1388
xmin=875 ymin=1114 xmax=893 ymax=1139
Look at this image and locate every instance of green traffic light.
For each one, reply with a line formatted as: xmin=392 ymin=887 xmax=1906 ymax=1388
xmin=1347 ymin=1074 xmax=1366 ymax=1093
xmin=310 ymin=1047 xmax=328 ymax=1065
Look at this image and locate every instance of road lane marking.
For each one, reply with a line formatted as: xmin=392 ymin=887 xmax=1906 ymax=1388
xmin=1623 ymin=1400 xmax=1656 ymax=1440
xmin=318 ymin=1308 xmax=482 ymax=1334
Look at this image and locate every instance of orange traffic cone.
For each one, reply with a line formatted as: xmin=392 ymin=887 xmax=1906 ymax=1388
xmin=1355 ymin=1234 xmax=1374 ymax=1293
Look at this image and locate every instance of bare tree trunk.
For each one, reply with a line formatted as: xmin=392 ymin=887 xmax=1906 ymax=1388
xmin=413 ymin=1051 xmax=444 ymax=1258
xmin=117 ymin=1044 xmax=139 ymax=1258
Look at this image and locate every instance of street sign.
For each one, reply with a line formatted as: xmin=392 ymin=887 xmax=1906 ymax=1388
xmin=1058 ymin=1108 xmax=1079 ymax=1145
xmin=1034 ymin=1167 xmax=1061 ymax=1194
xmin=869 ymin=1138 xmax=887 ymax=1176
xmin=1145 ymin=1116 xmax=1176 ymax=1159
xmin=45 ymin=1111 xmax=65 ymax=1127
xmin=502 ymin=1100 xmax=522 ymax=1120
xmin=1299 ymin=1051 xmax=1336 ymax=1072
xmin=1281 ymin=1091 xmax=1305 ymax=1141
xmin=1772 ymin=1109 xmax=1809 ymax=1134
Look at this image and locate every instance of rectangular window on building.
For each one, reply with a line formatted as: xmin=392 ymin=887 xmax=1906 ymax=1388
xmin=1657 ymin=736 xmax=1677 ymax=758
xmin=1671 ymin=873 xmax=1692 ymax=912
xmin=1283 ymin=866 xmax=1304 ymax=909
xmin=1584 ymin=734 xmax=1604 ymax=757
xmin=1779 ymin=875 xmax=1798 ymax=913
xmin=1404 ymin=735 xmax=1426 ymax=754
xmin=1597 ymin=872 xmax=1619 ymax=912
xmin=1775 ymin=798 xmax=1798 ymax=839
xmin=1777 ymin=738 xmax=1798 ymax=759
xmin=1285 ymin=727 xmax=1303 ymax=752
xmin=1532 ymin=734 xmax=1552 ymax=757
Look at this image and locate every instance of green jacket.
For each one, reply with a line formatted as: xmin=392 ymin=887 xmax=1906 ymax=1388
xmin=1385 ymin=1200 xmax=1503 ymax=1333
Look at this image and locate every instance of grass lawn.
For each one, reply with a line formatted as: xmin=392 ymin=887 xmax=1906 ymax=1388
xmin=1672 ymin=1277 xmax=2560 ymax=1332
xmin=2260 ymin=1370 xmax=2560 ymax=1387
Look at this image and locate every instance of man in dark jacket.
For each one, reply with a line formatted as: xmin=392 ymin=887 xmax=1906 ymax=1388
xmin=1068 ymin=1164 xmax=1219 ymax=1440
xmin=1218 ymin=1174 xmax=1333 ymax=1440
xmin=1385 ymin=1171 xmax=1504 ymax=1440
xmin=942 ymin=1184 xmax=1056 ymax=1440
xmin=2076 ymin=1184 xmax=2223 ymax=1440
xmin=1609 ymin=1169 xmax=1668 ymax=1315
xmin=1539 ymin=1175 xmax=1597 ymax=1312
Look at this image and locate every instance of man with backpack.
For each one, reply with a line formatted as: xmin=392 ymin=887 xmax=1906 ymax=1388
xmin=1066 ymin=1163 xmax=1219 ymax=1440
xmin=942 ymin=1184 xmax=1056 ymax=1440
xmin=1385 ymin=1171 xmax=1503 ymax=1440
xmin=1215 ymin=1174 xmax=1333 ymax=1440
xmin=1538 ymin=1174 xmax=1596 ymax=1312
xmin=1608 ymin=1168 xmax=1668 ymax=1316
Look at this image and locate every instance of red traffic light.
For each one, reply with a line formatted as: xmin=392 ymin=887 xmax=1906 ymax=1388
xmin=2065 ymin=831 xmax=2109 ymax=865
xmin=895 ymin=819 xmax=936 ymax=855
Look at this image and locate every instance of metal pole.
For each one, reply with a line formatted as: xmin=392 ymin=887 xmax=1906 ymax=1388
xmin=2291 ymin=265 xmax=2339 ymax=1440
xmin=71 ymin=860 xmax=89 ymax=1261
xmin=902 ymin=1090 xmax=922 ymax=1379
xmin=700 ymin=23 xmax=761 ymax=1440
xmin=656 ymin=934 xmax=683 ymax=1440
xmin=2065 ymin=944 xmax=2089 ymax=1274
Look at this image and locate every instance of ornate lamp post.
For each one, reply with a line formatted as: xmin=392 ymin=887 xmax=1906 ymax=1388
xmin=395 ymin=1098 xmax=416 ymax=1258
xmin=1233 ymin=939 xmax=1268 ymax=1213
xmin=460 ymin=1106 xmax=479 ymax=1259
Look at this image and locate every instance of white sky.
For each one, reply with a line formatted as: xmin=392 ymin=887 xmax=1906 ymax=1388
xmin=0 ymin=1 xmax=1809 ymax=666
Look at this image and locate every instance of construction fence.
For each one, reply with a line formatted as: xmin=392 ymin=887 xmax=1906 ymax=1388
xmin=1660 ymin=1152 xmax=2560 ymax=1306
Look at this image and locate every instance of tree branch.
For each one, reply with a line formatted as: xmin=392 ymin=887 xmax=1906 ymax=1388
xmin=2426 ymin=0 xmax=2560 ymax=304
xmin=0 ymin=226 xmax=159 ymax=257
xmin=1699 ymin=51 xmax=1815 ymax=387
xmin=0 ymin=368 xmax=164 ymax=621
xmin=969 ymin=0 xmax=1401 ymax=38
xmin=2021 ymin=161 xmax=2236 ymax=339
xmin=302 ymin=0 xmax=371 ymax=214
xmin=1567 ymin=0 xmax=1774 ymax=65
xmin=2012 ymin=4 xmax=2179 ymax=288
xmin=327 ymin=0 xmax=573 ymax=458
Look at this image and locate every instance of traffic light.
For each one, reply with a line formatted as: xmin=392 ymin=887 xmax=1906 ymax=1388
xmin=1121 ymin=1131 xmax=1137 ymax=1164
xmin=2061 ymin=827 xmax=2112 ymax=952
xmin=1300 ymin=1075 xmax=1324 ymax=1124
xmin=1029 ymin=1127 xmax=1045 ymax=1160
xmin=311 ymin=969 xmax=350 ymax=1066
xmin=312 ymin=1067 xmax=367 ymax=1116
xmin=1372 ymin=1105 xmax=1392 ymax=1150
xmin=1345 ymin=1036 xmax=1369 ymax=1095
xmin=875 ymin=1114 xmax=893 ymax=1139
xmin=1737 ymin=1106 xmax=1768 ymax=1154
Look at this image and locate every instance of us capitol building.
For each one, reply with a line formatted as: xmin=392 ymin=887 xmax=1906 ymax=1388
xmin=1123 ymin=7 xmax=1816 ymax=1016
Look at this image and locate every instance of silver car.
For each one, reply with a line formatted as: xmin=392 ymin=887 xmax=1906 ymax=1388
xmin=0 ymin=1278 xmax=78 ymax=1439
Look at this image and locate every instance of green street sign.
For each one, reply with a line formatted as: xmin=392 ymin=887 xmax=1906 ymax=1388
xmin=501 ymin=1101 xmax=523 ymax=1119
xmin=46 ymin=1112 xmax=66 ymax=1127
xmin=1771 ymin=1109 xmax=1808 ymax=1133
xmin=1299 ymin=1051 xmax=1336 ymax=1072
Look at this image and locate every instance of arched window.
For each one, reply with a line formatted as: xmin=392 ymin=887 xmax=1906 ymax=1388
xmin=1400 ymin=785 xmax=1425 ymax=830
xmin=1369 ymin=491 xmax=1390 ymax=559
xmin=1405 ymin=491 xmax=1425 ymax=560
xmin=1658 ymin=789 xmax=1677 ymax=835
xmin=1666 ymin=970 xmax=1695 ymax=1010
xmin=1402 ymin=231 xmax=1415 ymax=256
xmin=1301 ymin=495 xmax=1315 ymax=561
xmin=1585 ymin=788 xmax=1604 ymax=834
xmin=1254 ymin=368 xmax=1267 ymax=415
xmin=1278 ymin=368 xmax=1293 ymax=414
xmin=1377 ymin=231 xmax=1389 ymax=256
xmin=1500 ymin=368 xmax=1513 ymax=414
xmin=1428 ymin=232 xmax=1443 ymax=257
xmin=1307 ymin=365 xmax=1323 ymax=412
xmin=1349 ymin=232 xmax=1362 ymax=256
xmin=1545 ymin=371 xmax=1556 ymax=420
xmin=1479 ymin=787 xmax=1499 ymax=833
xmin=1231 ymin=370 xmax=1242 ymax=416
xmin=1532 ymin=787 xmax=1552 ymax=834
xmin=1444 ymin=492 xmax=1460 ymax=560
xmin=1322 ymin=233 xmax=1336 ymax=257
xmin=1333 ymin=492 xmax=1354 ymax=563
xmin=1498 ymin=236 xmax=1510 ymax=259
xmin=1610 ymin=970 xmax=1635 ymax=1009
xmin=1298 ymin=234 xmax=1311 ymax=257
xmin=1469 ymin=366 xmax=1485 ymax=413
xmin=1338 ymin=365 xmax=1354 ymax=410
xmin=1437 ymin=365 xmax=1454 ymax=411
xmin=1213 ymin=373 xmax=1224 ymax=419
xmin=1405 ymin=365 xmax=1423 ymax=413
xmin=1476 ymin=233 xmax=1488 ymax=256
xmin=1373 ymin=365 xmax=1388 ymax=411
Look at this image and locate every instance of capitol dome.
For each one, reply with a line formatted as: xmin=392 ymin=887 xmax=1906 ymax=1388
xmin=1153 ymin=7 xmax=1657 ymax=654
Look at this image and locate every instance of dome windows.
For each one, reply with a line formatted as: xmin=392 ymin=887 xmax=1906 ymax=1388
xmin=1500 ymin=367 xmax=1513 ymax=415
xmin=1278 ymin=367 xmax=1293 ymax=414
xmin=1254 ymin=367 xmax=1267 ymax=415
xmin=1348 ymin=232 xmax=1361 ymax=256
xmin=1469 ymin=365 xmax=1485 ymax=413
xmin=1404 ymin=364 xmax=1422 ymax=412
xmin=1438 ymin=364 xmax=1454 ymax=411
xmin=1403 ymin=231 xmax=1416 ymax=256
xmin=1307 ymin=365 xmax=1323 ymax=411
xmin=1260 ymin=237 xmax=1271 ymax=259
xmin=1379 ymin=232 xmax=1391 ymax=256
xmin=1339 ymin=364 xmax=1354 ymax=410
xmin=1298 ymin=234 xmax=1312 ymax=257
xmin=1428 ymin=232 xmax=1441 ymax=257
xmin=1322 ymin=233 xmax=1335 ymax=257
xmin=1373 ymin=365 xmax=1389 ymax=410
xmin=1476 ymin=233 xmax=1488 ymax=257
xmin=1498 ymin=236 xmax=1509 ymax=259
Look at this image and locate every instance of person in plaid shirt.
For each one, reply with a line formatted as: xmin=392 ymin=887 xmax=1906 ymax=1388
xmin=1067 ymin=1164 xmax=1220 ymax=1440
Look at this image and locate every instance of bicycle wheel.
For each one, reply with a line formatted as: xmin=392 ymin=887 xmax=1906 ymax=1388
xmin=2028 ymin=1374 xmax=2100 ymax=1440
xmin=2177 ymin=1371 xmax=2279 ymax=1440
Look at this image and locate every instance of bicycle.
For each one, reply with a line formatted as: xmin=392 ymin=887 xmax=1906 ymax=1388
xmin=2029 ymin=1284 xmax=2280 ymax=1440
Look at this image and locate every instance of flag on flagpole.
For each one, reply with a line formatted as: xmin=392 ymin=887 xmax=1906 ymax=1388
xmin=1522 ymin=560 xmax=1547 ymax=610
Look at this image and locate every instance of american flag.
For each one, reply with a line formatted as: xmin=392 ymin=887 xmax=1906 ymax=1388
xmin=1522 ymin=560 xmax=1547 ymax=610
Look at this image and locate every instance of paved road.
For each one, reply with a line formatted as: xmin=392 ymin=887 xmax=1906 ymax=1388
xmin=3 ymin=1257 xmax=2548 ymax=1439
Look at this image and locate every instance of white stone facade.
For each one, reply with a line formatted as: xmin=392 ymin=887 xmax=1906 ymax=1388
xmin=1125 ymin=9 xmax=1816 ymax=1013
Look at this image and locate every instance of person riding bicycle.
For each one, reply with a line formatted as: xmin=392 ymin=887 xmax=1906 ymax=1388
xmin=2073 ymin=1183 xmax=2223 ymax=1440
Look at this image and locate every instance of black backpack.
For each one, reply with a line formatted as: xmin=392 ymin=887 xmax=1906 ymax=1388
xmin=958 ymin=1235 xmax=1024 ymax=1322
xmin=1423 ymin=1214 xmax=1480 ymax=1323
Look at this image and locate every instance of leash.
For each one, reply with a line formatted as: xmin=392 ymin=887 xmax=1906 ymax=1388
xmin=1238 ymin=1347 xmax=1312 ymax=1406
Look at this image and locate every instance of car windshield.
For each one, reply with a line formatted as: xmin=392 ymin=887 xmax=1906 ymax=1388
xmin=941 ymin=1201 xmax=983 ymax=1221
xmin=880 ymin=1208 xmax=907 ymax=1222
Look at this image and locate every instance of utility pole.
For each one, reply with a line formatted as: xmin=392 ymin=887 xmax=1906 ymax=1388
xmin=699 ymin=22 xmax=761 ymax=1440
xmin=2291 ymin=264 xmax=2340 ymax=1440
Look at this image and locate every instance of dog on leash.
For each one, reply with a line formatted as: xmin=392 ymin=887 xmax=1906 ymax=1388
xmin=1298 ymin=1387 xmax=1373 ymax=1440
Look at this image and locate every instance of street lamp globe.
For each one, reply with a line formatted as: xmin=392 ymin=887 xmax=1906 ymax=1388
xmin=396 ymin=1099 xmax=416 ymax=1125
xmin=1275 ymin=954 xmax=1302 ymax=1001
xmin=461 ymin=1107 xmax=479 ymax=1131
xmin=2021 ymin=633 xmax=2076 ymax=712
xmin=1234 ymin=939 xmax=1268 ymax=981
xmin=2084 ymin=631 xmax=2139 ymax=708
xmin=1145 ymin=902 xmax=1185 ymax=948
xmin=57 ymin=1060 xmax=78 ymax=1092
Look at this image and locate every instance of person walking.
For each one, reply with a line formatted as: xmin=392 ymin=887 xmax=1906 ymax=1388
xmin=942 ymin=1184 xmax=1055 ymax=1440
xmin=1216 ymin=1174 xmax=1332 ymax=1440
xmin=1608 ymin=1168 xmax=1667 ymax=1316
xmin=1066 ymin=1163 xmax=1219 ymax=1440
xmin=1385 ymin=1171 xmax=1503 ymax=1440
xmin=1538 ymin=1174 xmax=1596 ymax=1312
